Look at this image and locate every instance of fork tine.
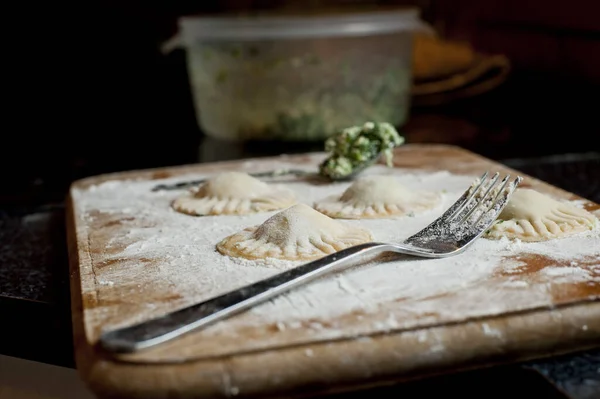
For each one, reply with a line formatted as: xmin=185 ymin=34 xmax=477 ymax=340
xmin=448 ymin=172 xmax=499 ymax=222
xmin=403 ymin=172 xmax=522 ymax=247
xmin=439 ymin=171 xmax=489 ymax=222
xmin=404 ymin=171 xmax=496 ymax=242
xmin=458 ymin=173 xmax=509 ymax=224
xmin=450 ymin=175 xmax=521 ymax=246
xmin=471 ymin=175 xmax=522 ymax=227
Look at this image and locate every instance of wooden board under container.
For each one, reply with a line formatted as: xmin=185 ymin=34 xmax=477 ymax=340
xmin=66 ymin=144 xmax=600 ymax=399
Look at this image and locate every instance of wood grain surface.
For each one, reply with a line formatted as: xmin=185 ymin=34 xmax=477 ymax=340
xmin=67 ymin=144 xmax=600 ymax=399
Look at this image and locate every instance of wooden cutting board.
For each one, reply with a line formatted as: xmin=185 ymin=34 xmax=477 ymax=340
xmin=66 ymin=144 xmax=600 ymax=399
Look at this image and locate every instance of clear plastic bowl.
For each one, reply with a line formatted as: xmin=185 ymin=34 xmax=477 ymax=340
xmin=177 ymin=8 xmax=427 ymax=142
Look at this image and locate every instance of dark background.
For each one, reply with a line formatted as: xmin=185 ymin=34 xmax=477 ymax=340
xmin=5 ymin=0 xmax=600 ymax=206
xmin=2 ymin=1 xmax=599 ymax=398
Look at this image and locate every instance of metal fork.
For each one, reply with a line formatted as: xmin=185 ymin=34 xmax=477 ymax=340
xmin=99 ymin=172 xmax=522 ymax=354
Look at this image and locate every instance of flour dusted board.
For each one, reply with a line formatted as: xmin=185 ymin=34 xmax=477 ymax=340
xmin=67 ymin=144 xmax=600 ymax=399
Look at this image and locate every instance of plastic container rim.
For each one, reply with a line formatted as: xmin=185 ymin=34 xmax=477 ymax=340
xmin=179 ymin=8 xmax=423 ymax=42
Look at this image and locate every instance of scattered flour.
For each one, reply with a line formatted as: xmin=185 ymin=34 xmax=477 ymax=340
xmin=540 ymin=266 xmax=593 ymax=283
xmin=71 ymin=157 xmax=600 ymax=353
xmin=481 ymin=322 xmax=504 ymax=339
xmin=501 ymin=280 xmax=529 ymax=288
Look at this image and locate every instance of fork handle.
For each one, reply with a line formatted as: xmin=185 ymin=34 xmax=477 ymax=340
xmin=99 ymin=242 xmax=394 ymax=353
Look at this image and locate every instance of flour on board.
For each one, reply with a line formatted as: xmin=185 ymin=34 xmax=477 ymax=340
xmin=71 ymin=158 xmax=600 ymax=350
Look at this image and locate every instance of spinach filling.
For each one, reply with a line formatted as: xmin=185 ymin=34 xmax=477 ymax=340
xmin=319 ymin=122 xmax=405 ymax=180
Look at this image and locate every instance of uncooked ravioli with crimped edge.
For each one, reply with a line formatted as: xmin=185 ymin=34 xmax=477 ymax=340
xmin=217 ymin=204 xmax=374 ymax=261
xmin=171 ymin=171 xmax=297 ymax=216
xmin=314 ymin=175 xmax=442 ymax=219
xmin=485 ymin=188 xmax=597 ymax=242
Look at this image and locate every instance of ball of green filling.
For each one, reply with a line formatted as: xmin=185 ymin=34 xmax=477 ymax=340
xmin=319 ymin=122 xmax=405 ymax=180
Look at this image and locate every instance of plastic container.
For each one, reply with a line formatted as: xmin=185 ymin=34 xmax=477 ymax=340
xmin=176 ymin=8 xmax=428 ymax=141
